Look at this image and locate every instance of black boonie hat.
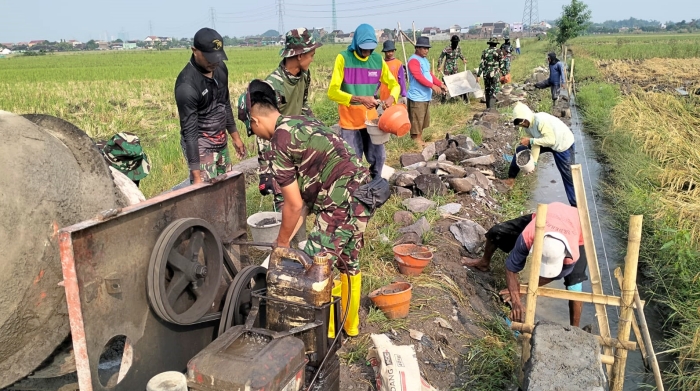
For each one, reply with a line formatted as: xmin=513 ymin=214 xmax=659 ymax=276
xmin=194 ymin=27 xmax=228 ymax=63
xmin=415 ymin=36 xmax=431 ymax=48
xmin=382 ymin=40 xmax=396 ymax=52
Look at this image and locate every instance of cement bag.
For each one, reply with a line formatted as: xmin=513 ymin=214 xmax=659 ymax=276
xmin=367 ymin=334 xmax=438 ymax=391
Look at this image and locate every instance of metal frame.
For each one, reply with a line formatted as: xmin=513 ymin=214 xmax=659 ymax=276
xmin=58 ymin=172 xmax=247 ymax=391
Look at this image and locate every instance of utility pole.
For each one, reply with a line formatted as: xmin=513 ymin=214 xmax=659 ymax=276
xmin=522 ymin=0 xmax=539 ymax=37
xmin=210 ymin=7 xmax=216 ymax=30
xmin=277 ymin=0 xmax=284 ymax=35
xmin=332 ymin=0 xmax=337 ymax=32
xmin=149 ymin=20 xmax=153 ymax=36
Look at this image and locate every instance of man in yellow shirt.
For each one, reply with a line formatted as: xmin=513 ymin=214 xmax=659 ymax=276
xmin=327 ymin=23 xmax=400 ymax=179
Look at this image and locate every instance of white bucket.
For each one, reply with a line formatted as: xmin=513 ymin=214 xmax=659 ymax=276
xmin=366 ymin=123 xmax=391 ymax=145
xmin=247 ymin=211 xmax=282 ymax=250
xmin=516 ymin=149 xmax=535 ymax=174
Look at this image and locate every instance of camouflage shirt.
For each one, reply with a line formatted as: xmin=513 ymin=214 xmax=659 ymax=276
xmin=258 ymin=61 xmax=314 ymax=176
xmin=438 ymin=46 xmax=466 ymax=76
xmin=477 ymin=46 xmax=505 ymax=79
xmin=265 ymin=115 xmax=370 ymax=212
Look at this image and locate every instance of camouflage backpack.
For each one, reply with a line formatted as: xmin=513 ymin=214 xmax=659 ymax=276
xmin=97 ymin=132 xmax=150 ymax=181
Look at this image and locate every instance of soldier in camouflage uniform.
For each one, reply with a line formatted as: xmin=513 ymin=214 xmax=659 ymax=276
xmin=476 ymin=37 xmax=506 ymax=109
xmin=239 ymin=79 xmax=372 ymax=337
xmin=500 ymin=36 xmax=514 ymax=73
xmin=258 ymin=28 xmax=322 ymax=209
xmin=96 ymin=132 xmax=150 ymax=187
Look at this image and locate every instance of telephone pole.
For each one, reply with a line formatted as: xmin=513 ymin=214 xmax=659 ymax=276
xmin=277 ymin=0 xmax=284 ymax=35
xmin=210 ymin=7 xmax=216 ymax=30
xmin=332 ymin=0 xmax=337 ymax=32
xmin=522 ymin=0 xmax=539 ymax=37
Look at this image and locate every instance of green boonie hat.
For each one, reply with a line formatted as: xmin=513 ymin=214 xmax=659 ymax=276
xmin=279 ymin=28 xmax=323 ymax=58
xmin=488 ymin=37 xmax=500 ymax=44
xmin=98 ymin=132 xmax=150 ymax=181
xmin=237 ymin=79 xmax=277 ymax=137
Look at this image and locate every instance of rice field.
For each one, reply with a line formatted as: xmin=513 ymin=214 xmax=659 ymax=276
xmin=0 ymin=40 xmax=496 ymax=197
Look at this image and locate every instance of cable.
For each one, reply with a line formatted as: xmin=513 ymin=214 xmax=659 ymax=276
xmin=286 ymin=0 xmax=459 ymax=19
xmin=567 ymin=83 xmax=619 ymax=314
xmin=286 ymin=0 xmax=429 ymax=13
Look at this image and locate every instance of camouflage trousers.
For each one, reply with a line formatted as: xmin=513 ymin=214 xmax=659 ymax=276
xmin=188 ymin=147 xmax=232 ymax=183
xmin=303 ymin=174 xmax=372 ymax=276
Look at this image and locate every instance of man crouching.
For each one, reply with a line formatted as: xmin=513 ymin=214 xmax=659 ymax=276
xmin=238 ymin=79 xmax=388 ymax=337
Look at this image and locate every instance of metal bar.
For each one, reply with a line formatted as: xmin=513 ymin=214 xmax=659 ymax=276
xmin=229 ymin=241 xmax=274 ymax=248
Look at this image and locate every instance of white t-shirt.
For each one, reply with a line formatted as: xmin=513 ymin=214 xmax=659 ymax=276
xmin=515 ymin=38 xmax=521 ymax=48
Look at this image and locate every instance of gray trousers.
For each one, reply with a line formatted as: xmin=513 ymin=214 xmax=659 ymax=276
xmin=341 ymin=128 xmax=386 ymax=179
xmin=535 ymin=79 xmax=561 ymax=102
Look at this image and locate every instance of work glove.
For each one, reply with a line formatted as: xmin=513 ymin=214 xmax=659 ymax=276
xmin=398 ymin=97 xmax=407 ymax=105
xmin=258 ymin=174 xmax=274 ymax=196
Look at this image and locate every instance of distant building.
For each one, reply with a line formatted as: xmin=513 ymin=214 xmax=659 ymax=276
xmin=1 ymin=43 xmax=14 ymax=49
xmin=68 ymin=40 xmax=83 ymax=48
xmin=28 ymin=40 xmax=46 ymax=47
xmin=1 ymin=48 xmax=11 ymax=55
xmin=331 ymin=30 xmax=344 ymax=35
xmin=449 ymin=25 xmax=461 ymax=34
xmin=422 ymin=27 xmax=441 ymax=35
xmin=335 ymin=33 xmax=352 ymax=44
xmin=123 ymin=42 xmax=137 ymax=50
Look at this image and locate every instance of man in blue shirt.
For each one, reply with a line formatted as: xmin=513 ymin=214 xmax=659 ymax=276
xmin=535 ymin=52 xmax=566 ymax=107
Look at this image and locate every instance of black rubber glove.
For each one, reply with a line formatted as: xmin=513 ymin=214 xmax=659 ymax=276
xmin=259 ymin=174 xmax=274 ymax=196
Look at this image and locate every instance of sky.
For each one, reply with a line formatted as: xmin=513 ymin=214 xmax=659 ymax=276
xmin=0 ymin=0 xmax=692 ymax=43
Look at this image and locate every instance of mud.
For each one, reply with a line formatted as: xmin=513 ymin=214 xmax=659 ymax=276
xmin=254 ymin=217 xmax=280 ymax=227
xmin=0 ymin=111 xmax=124 ymax=387
xmin=516 ymin=149 xmax=531 ymax=165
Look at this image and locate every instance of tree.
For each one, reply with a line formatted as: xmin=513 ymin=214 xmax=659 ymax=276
xmin=86 ymin=40 xmax=99 ymax=50
xmin=551 ymin=0 xmax=592 ymax=46
xmin=114 ymin=38 xmax=123 ymax=43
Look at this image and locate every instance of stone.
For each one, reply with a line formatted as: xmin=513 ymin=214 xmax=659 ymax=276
xmin=398 ymin=216 xmax=431 ymax=238
xmin=437 ymin=154 xmax=447 ymax=162
xmin=414 ymin=174 xmax=448 ymax=196
xmin=434 ymin=139 xmax=449 ymax=155
xmin=421 ymin=142 xmax=436 ymax=161
xmin=439 ymin=203 xmax=462 ymax=215
xmin=395 ymin=232 xmax=422 ymax=245
xmin=480 ymin=127 xmax=496 ymax=140
xmin=561 ymin=108 xmax=572 ymax=119
xmin=468 ymin=171 xmax=491 ymax=189
xmin=404 ymin=161 xmax=427 ymax=170
xmin=381 ymin=165 xmax=396 ymax=180
xmin=437 ymin=162 xmax=467 ymax=178
xmin=462 ymin=154 xmax=496 ymax=167
xmin=425 ymin=161 xmax=440 ymax=169
xmin=447 ymin=178 xmax=474 ymax=193
xmin=452 ymin=135 xmax=477 ymax=150
xmin=480 ymin=113 xmax=501 ymax=125
xmin=436 ymin=169 xmax=450 ymax=177
xmin=535 ymin=72 xmax=548 ymax=83
xmin=402 ymin=197 xmax=436 ymax=213
xmin=450 ymin=220 xmax=487 ymax=254
xmin=444 ymin=146 xmax=468 ymax=164
xmin=400 ymin=153 xmax=425 ymax=168
xmin=524 ymin=322 xmax=605 ymax=391
xmin=392 ymin=186 xmax=413 ymax=199
xmin=416 ymin=167 xmax=434 ymax=176
xmin=395 ymin=172 xmax=418 ymax=187
xmin=393 ymin=211 xmax=414 ymax=227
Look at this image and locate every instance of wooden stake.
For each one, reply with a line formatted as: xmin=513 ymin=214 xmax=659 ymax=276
xmin=517 ymin=285 xmax=638 ymax=308
xmin=520 ymin=203 xmax=548 ymax=382
xmin=510 ymin=322 xmax=637 ymax=351
xmin=571 ymin=164 xmax=615 ymax=375
xmin=398 ymin=22 xmax=410 ymax=90
xmin=614 ymin=268 xmax=648 ymax=366
xmin=568 ymin=59 xmax=575 ymax=96
xmin=634 ymin=286 xmax=665 ymax=391
xmin=610 ymin=215 xmax=643 ymax=391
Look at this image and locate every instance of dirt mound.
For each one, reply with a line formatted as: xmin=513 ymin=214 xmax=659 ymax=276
xmin=598 ymin=58 xmax=700 ymax=94
xmin=0 ymin=111 xmax=124 ymax=387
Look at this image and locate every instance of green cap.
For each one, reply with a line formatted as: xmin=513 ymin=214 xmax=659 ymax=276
xmin=98 ymin=132 xmax=150 ymax=181
xmin=279 ymin=28 xmax=323 ymax=58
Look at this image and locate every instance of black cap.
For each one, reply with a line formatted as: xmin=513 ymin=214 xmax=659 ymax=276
xmin=193 ymin=27 xmax=228 ymax=63
xmin=415 ymin=36 xmax=431 ymax=48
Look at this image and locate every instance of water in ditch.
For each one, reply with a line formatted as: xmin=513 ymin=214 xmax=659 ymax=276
xmin=525 ymin=94 xmax=666 ymax=390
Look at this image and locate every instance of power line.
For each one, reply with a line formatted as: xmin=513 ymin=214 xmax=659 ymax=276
xmin=285 ymin=0 xmax=459 ymax=19
xmin=522 ymin=0 xmax=539 ymax=37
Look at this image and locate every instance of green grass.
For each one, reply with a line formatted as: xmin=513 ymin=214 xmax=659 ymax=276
xmin=573 ymin=44 xmax=700 ymax=390
xmin=570 ymin=34 xmax=700 ymax=60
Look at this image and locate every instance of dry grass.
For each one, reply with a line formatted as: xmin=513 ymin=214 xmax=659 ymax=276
xmin=597 ymin=58 xmax=700 ymax=92
xmin=611 ymin=90 xmax=700 ymax=240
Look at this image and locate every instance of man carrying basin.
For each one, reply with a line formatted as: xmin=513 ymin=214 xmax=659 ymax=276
xmin=506 ymin=102 xmax=577 ymax=207
xmin=462 ymin=202 xmax=588 ymax=327
xmin=327 ymin=23 xmax=400 ymax=179
xmin=174 ymin=27 xmax=246 ymax=184
xmin=257 ymin=28 xmax=322 ymax=210
xmin=239 ymin=80 xmax=390 ymax=337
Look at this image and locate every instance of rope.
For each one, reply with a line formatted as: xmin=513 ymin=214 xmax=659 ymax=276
xmin=568 ymin=86 xmax=620 ymax=316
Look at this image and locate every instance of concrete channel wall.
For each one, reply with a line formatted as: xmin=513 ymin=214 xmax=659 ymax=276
xmin=523 ymin=322 xmax=607 ymax=391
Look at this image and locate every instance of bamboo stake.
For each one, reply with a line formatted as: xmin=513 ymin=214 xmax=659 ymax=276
xmin=610 ymin=215 xmax=643 ymax=391
xmin=510 ymin=322 xmax=637 ymax=351
xmin=398 ymin=22 xmax=410 ymax=90
xmin=520 ymin=203 xmax=548 ymax=382
xmin=571 ymin=164 xmax=614 ymax=375
xmin=614 ymin=268 xmax=648 ymax=366
xmin=634 ymin=286 xmax=665 ymax=391
xmin=412 ymin=21 xmax=417 ymax=43
xmin=568 ymin=59 xmax=575 ymax=96
xmin=517 ymin=285 xmax=638 ymax=308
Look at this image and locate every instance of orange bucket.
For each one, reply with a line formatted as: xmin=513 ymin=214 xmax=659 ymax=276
xmin=369 ymin=282 xmax=413 ymax=319
xmin=393 ymin=244 xmax=433 ymax=276
xmin=378 ymin=104 xmax=411 ymax=137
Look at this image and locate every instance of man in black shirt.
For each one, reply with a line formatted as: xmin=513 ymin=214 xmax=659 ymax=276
xmin=175 ymin=27 xmax=246 ymax=184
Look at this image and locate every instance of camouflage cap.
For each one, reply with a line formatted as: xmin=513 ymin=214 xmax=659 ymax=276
xmin=98 ymin=132 xmax=150 ymax=181
xmin=279 ymin=28 xmax=323 ymax=58
xmin=238 ymin=79 xmax=277 ymax=137
xmin=488 ymin=37 xmax=500 ymax=44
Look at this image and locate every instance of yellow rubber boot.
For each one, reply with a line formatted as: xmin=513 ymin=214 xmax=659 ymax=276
xmin=341 ymin=273 xmax=362 ymax=337
xmin=328 ymin=279 xmax=342 ymax=339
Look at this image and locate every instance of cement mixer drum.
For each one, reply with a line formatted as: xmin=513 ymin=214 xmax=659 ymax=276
xmin=0 ymin=111 xmax=127 ymax=387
